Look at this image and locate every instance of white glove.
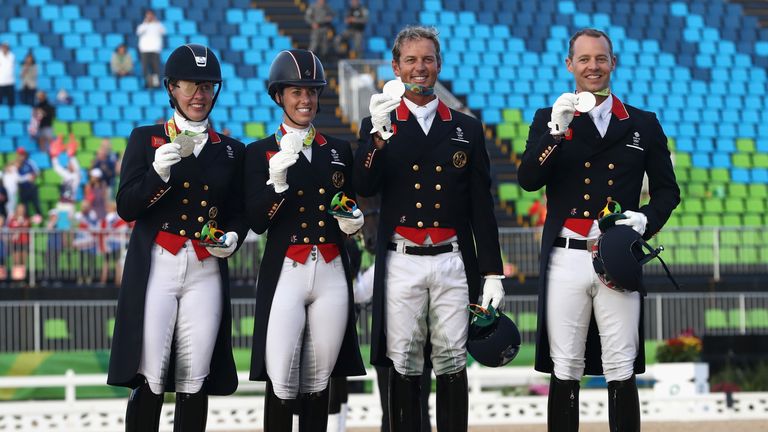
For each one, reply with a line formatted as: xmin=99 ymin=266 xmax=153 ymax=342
xmin=266 ymin=150 xmax=300 ymax=193
xmin=615 ymin=210 xmax=648 ymax=235
xmin=206 ymin=231 xmax=238 ymax=258
xmin=152 ymin=143 xmax=182 ymax=182
xmin=334 ymin=208 xmax=364 ymax=235
xmin=368 ymin=93 xmax=401 ymax=140
xmin=547 ymin=93 xmax=578 ymax=136
xmin=481 ymin=277 xmax=505 ymax=310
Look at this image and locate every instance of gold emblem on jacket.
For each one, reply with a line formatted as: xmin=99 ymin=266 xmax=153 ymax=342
xmin=452 ymin=151 xmax=467 ymax=168
xmin=332 ymin=171 xmax=345 ymax=188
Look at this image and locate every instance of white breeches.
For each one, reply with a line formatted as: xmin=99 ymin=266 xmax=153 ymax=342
xmin=266 ymin=252 xmax=349 ymax=399
xmin=546 ymin=246 xmax=640 ymax=382
xmin=385 ymin=247 xmax=469 ymax=376
xmin=138 ymin=242 xmax=222 ymax=394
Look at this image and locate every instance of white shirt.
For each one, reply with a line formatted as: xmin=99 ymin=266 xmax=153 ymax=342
xmin=136 ymin=21 xmax=166 ymax=53
xmin=403 ymin=97 xmax=439 ymax=135
xmin=588 ymin=94 xmax=613 ymax=138
xmin=0 ymin=49 xmax=15 ymax=86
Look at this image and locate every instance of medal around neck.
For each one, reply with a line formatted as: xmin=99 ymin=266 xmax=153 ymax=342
xmin=279 ymin=131 xmax=304 ymax=154
xmin=575 ymin=91 xmax=596 ymax=113
xmin=383 ymin=79 xmax=405 ymax=99
xmin=173 ymin=131 xmax=202 ymax=157
xmin=328 ymin=191 xmax=361 ymax=219
xmin=200 ymin=220 xmax=228 ymax=248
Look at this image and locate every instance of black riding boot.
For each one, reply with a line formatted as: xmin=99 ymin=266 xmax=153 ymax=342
xmin=388 ymin=369 xmax=422 ymax=432
xmin=436 ymin=368 xmax=468 ymax=432
xmin=547 ymin=375 xmax=580 ymax=432
xmin=298 ymin=388 xmax=330 ymax=432
xmin=173 ymin=390 xmax=208 ymax=432
xmin=125 ymin=381 xmax=163 ymax=432
xmin=608 ymin=375 xmax=640 ymax=432
xmin=264 ymin=380 xmax=295 ymax=432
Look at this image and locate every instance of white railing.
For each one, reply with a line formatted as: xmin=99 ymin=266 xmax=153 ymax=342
xmin=1 ymin=366 xmax=767 ymax=430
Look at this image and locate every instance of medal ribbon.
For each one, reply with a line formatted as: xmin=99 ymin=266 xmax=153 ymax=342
xmin=275 ymin=124 xmax=316 ymax=149
xmin=403 ymin=82 xmax=435 ymax=96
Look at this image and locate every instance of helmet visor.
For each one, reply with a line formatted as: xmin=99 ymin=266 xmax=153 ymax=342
xmin=173 ymin=80 xmax=220 ymax=97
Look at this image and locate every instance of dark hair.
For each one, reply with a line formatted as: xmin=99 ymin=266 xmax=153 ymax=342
xmin=568 ymin=28 xmax=614 ymax=59
xmin=391 ymin=25 xmax=441 ymax=65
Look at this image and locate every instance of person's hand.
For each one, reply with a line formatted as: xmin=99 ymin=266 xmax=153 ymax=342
xmin=548 ymin=93 xmax=578 ymax=136
xmin=334 ymin=209 xmax=364 ymax=235
xmin=369 ymin=93 xmax=401 ymax=140
xmin=481 ymin=278 xmax=505 ymax=310
xmin=266 ymin=150 xmax=300 ymax=193
xmin=152 ymin=143 xmax=181 ymax=181
xmin=206 ymin=232 xmax=238 ymax=258
xmin=615 ymin=210 xmax=648 ymax=235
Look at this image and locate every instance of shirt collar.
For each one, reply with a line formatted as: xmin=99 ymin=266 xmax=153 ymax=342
xmin=589 ymin=94 xmax=613 ymax=122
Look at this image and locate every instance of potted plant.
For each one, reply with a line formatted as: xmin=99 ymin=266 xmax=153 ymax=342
xmin=652 ymin=330 xmax=709 ymax=396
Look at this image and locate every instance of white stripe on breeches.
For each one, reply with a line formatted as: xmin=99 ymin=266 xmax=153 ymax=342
xmin=139 ymin=242 xmax=223 ymax=394
xmin=266 ymin=252 xmax=349 ymax=399
xmin=546 ymin=246 xmax=640 ymax=382
xmin=385 ymin=249 xmax=469 ymax=376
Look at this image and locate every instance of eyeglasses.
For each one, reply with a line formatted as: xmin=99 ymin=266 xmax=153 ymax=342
xmin=172 ymin=80 xmax=218 ymax=97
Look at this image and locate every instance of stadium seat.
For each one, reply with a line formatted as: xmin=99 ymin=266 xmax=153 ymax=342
xmin=704 ymin=309 xmax=729 ymax=329
xmin=44 ymin=318 xmax=70 ymax=339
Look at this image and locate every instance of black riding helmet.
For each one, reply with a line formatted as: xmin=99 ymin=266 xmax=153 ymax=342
xmin=164 ymin=44 xmax=222 ymax=121
xmin=268 ymin=50 xmax=326 ymax=126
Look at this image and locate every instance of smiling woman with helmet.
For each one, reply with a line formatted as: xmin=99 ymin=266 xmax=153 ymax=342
xmin=107 ymin=44 xmax=248 ymax=432
xmin=244 ymin=49 xmax=365 ymax=432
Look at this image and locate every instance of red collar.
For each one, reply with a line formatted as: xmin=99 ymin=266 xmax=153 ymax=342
xmin=395 ymin=99 xmax=453 ymax=122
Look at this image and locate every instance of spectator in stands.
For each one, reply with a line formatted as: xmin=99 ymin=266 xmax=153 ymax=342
xmin=32 ymin=91 xmax=55 ymax=151
xmin=305 ymin=0 xmax=335 ymax=59
xmin=0 ymin=213 xmax=7 ymax=280
xmin=56 ymin=88 xmax=72 ymax=105
xmin=107 ymin=44 xmax=248 ymax=432
xmin=334 ymin=0 xmax=368 ymax=59
xmin=102 ymin=201 xmax=127 ymax=285
xmin=16 ymin=148 xmax=42 ymax=219
xmin=84 ymin=168 xmax=108 ymax=222
xmin=0 ymin=42 xmax=15 ymax=106
xmin=353 ymin=26 xmax=504 ymax=431
xmin=44 ymin=208 xmax=71 ymax=283
xmin=517 ymin=28 xmax=680 ymax=432
xmin=91 ymin=139 xmax=119 ymax=194
xmin=136 ymin=9 xmax=165 ymax=88
xmin=527 ymin=195 xmax=547 ymax=227
xmin=2 ymin=161 xmax=18 ymax=217
xmin=0 ymin=176 xmax=7 ymax=220
xmin=110 ymin=44 xmax=134 ymax=78
xmin=50 ymin=152 xmax=81 ymax=218
xmin=19 ymin=52 xmax=37 ymax=106
xmin=244 ymin=49 xmax=364 ymax=431
xmin=7 ymin=203 xmax=30 ymax=280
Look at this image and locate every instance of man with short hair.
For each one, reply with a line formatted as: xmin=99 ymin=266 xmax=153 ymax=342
xmin=136 ymin=9 xmax=165 ymax=88
xmin=0 ymin=42 xmax=15 ymax=106
xmin=518 ymin=28 xmax=680 ymax=432
xmin=354 ymin=25 xmax=504 ymax=431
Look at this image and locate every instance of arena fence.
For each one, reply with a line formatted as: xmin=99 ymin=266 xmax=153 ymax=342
xmin=2 ymin=292 xmax=768 ymax=353
xmin=0 ymin=226 xmax=765 ymax=288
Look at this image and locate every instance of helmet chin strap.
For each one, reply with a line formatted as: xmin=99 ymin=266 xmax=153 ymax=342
xmin=276 ymin=92 xmax=312 ymax=128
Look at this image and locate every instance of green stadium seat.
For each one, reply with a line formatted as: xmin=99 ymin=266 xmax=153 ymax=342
xmin=502 ymin=109 xmax=522 ymax=123
xmin=674 ymin=167 xmax=690 ymax=182
xmin=754 ymin=153 xmax=768 ymax=168
xmin=512 ymin=138 xmax=526 ymax=154
xmin=70 ymin=122 xmax=92 ymax=137
xmin=710 ymin=169 xmax=729 ymax=183
xmin=724 ymin=198 xmax=745 ymax=213
xmin=107 ymin=317 xmax=115 ymax=338
xmin=52 ymin=120 xmax=69 ymax=136
xmin=84 ymin=137 xmax=102 ymax=152
xmin=39 ymin=185 xmax=60 ymax=202
xmin=704 ymin=309 xmax=728 ymax=329
xmin=696 ymin=248 xmax=714 ymax=263
xmin=239 ymin=316 xmax=255 ymax=337
xmin=672 ymin=247 xmax=696 ymax=264
xmin=739 ymin=247 xmax=760 ymax=264
xmin=732 ymin=153 xmax=751 ymax=168
xmin=682 ymin=198 xmax=703 ymax=214
xmin=701 ymin=214 xmax=721 ymax=226
xmin=686 ymin=183 xmax=705 ymax=198
xmin=746 ymin=308 xmax=768 ymax=329
xmin=748 ymin=184 xmax=767 ymax=198
xmin=690 ymin=169 xmax=708 ymax=182
xmin=745 ymin=199 xmax=766 ymax=214
xmin=667 ymin=137 xmax=675 ymax=151
xmin=703 ymin=199 xmax=724 ymax=214
xmin=680 ymin=214 xmax=700 ymax=226
xmin=517 ymin=312 xmax=537 ymax=332
xmin=245 ymin=122 xmax=266 ymax=138
xmin=111 ymin=137 xmax=127 ymax=154
xmin=498 ymin=183 xmax=519 ymax=202
xmin=743 ymin=214 xmax=763 ymax=226
xmin=44 ymin=318 xmax=70 ymax=339
xmin=41 ymin=168 xmax=63 ymax=185
xmin=735 ymin=138 xmax=755 ymax=153
xmin=76 ymin=152 xmax=94 ymax=168
xmin=497 ymin=123 xmax=516 ymax=139
xmin=722 ymin=214 xmax=742 ymax=226
xmin=720 ymin=246 xmax=738 ymax=264
xmin=728 ymin=309 xmax=743 ymax=329
xmin=516 ymin=124 xmax=529 ymax=137
xmin=674 ymin=152 xmax=691 ymax=168
xmin=728 ymin=184 xmax=747 ymax=198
